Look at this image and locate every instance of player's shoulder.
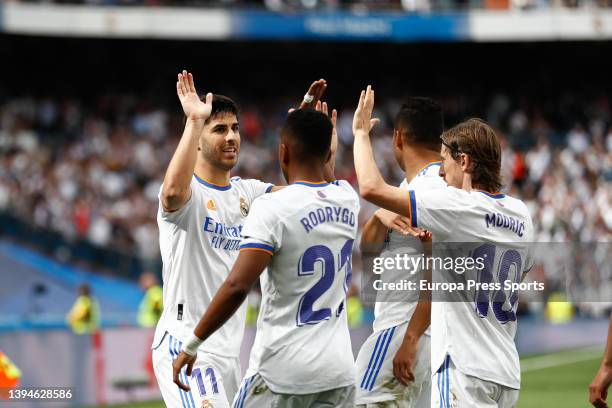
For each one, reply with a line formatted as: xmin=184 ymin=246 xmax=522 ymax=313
xmin=410 ymin=174 xmax=446 ymax=191
xmin=328 ymin=180 xmax=360 ymax=206
xmin=329 ymin=179 xmax=357 ymax=193
xmin=499 ymin=193 xmax=532 ymax=216
xmin=230 ymin=176 xmax=267 ymax=188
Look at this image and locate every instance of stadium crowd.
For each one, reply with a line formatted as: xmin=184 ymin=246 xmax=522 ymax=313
xmin=11 ymin=0 xmax=612 ymax=11
xmin=0 ymin=92 xmax=609 ymax=262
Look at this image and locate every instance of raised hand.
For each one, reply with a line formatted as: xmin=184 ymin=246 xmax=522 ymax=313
xmin=176 ymin=70 xmax=212 ymax=121
xmin=317 ymin=101 xmax=338 ymax=148
xmin=352 ymin=85 xmax=380 ymax=137
xmin=299 ymin=79 xmax=327 ymax=110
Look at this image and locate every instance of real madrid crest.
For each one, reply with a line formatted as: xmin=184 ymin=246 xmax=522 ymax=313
xmin=240 ymin=197 xmax=249 ymax=217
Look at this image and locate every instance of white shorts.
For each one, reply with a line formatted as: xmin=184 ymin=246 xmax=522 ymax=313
xmin=152 ymin=331 xmax=241 ymax=408
xmin=355 ymin=322 xmax=431 ymax=407
xmin=232 ymin=373 xmax=355 ymax=408
xmin=433 ymin=355 xmax=519 ymax=408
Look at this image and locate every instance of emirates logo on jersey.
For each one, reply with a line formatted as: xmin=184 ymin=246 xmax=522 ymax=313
xmin=240 ymin=197 xmax=249 ymax=217
xmin=207 ymin=199 xmax=217 ymax=211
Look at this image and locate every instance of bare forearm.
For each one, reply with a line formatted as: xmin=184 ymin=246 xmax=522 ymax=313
xmin=360 ymin=212 xmax=387 ymax=254
xmin=162 ymin=119 xmax=204 ymax=211
xmin=402 ymin=300 xmax=431 ymax=345
xmin=604 ymin=314 xmax=612 ymax=367
xmin=192 ymin=279 xmax=249 ymax=341
xmin=353 ymin=132 xmax=386 ymax=198
xmin=353 ymin=133 xmax=410 ymax=216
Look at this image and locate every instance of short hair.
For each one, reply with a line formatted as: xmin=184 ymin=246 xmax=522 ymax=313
xmin=281 ymin=109 xmax=332 ymax=160
xmin=441 ymin=118 xmax=503 ymax=192
xmin=394 ymin=97 xmax=444 ymax=151
xmin=197 ymin=94 xmax=239 ymax=121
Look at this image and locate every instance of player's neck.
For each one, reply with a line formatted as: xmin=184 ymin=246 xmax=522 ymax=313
xmin=401 ymin=147 xmax=441 ymax=182
xmin=287 ymin=165 xmax=327 ymax=185
xmin=194 ymin=159 xmax=231 ymax=187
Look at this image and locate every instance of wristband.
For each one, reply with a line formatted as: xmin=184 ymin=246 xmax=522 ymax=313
xmin=183 ymin=333 xmax=204 ymax=356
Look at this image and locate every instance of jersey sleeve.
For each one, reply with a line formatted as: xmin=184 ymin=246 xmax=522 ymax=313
xmin=235 ymin=177 xmax=274 ymax=204
xmin=240 ymin=197 xmax=283 ymax=255
xmin=157 ymin=177 xmax=196 ymax=227
xmin=409 ymin=187 xmax=464 ymax=239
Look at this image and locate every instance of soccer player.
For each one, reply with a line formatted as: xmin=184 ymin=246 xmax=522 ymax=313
xmin=355 ymin=98 xmax=445 ymax=407
xmin=352 ymin=86 xmax=534 ymax=407
xmin=172 ymin=108 xmax=359 ymax=407
xmin=590 ymin=313 xmax=612 ymax=408
xmin=153 ymin=70 xmax=326 ymax=407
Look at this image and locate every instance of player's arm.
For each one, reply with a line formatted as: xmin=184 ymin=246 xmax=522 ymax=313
xmin=161 ymin=70 xmax=213 ymax=212
xmin=393 ymin=239 xmax=432 ymax=385
xmin=360 ymin=209 xmax=414 ymax=254
xmin=590 ymin=314 xmax=612 ymax=407
xmin=172 ymin=249 xmax=271 ymax=391
xmin=352 ymin=86 xmax=411 ymax=218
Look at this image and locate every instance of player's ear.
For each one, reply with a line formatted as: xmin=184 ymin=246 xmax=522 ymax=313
xmin=460 ymin=153 xmax=471 ymax=172
xmin=279 ymin=143 xmax=289 ymax=167
xmin=324 ymin=148 xmax=332 ymax=165
xmin=393 ymin=130 xmax=403 ymax=150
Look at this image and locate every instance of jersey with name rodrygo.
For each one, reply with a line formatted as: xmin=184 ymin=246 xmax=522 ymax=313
xmin=373 ymin=162 xmax=445 ymax=333
xmin=239 ymin=180 xmax=360 ymax=395
xmin=408 ymin=187 xmax=534 ymax=389
xmin=155 ymin=175 xmax=273 ymax=357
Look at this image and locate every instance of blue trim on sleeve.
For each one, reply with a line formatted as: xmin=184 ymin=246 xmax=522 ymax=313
xmin=409 ymin=190 xmax=418 ymax=227
xmin=265 ymin=184 xmax=274 ymax=193
xmin=239 ymin=243 xmax=274 ymax=252
xmin=194 ymin=174 xmax=232 ymax=191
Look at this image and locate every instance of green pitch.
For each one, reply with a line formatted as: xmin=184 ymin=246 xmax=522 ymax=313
xmin=91 ymin=347 xmax=603 ymax=408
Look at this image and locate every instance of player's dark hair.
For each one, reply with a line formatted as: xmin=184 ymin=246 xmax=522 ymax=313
xmin=281 ymin=108 xmax=332 ymax=160
xmin=197 ymin=94 xmax=239 ymax=121
xmin=394 ymin=97 xmax=444 ymax=151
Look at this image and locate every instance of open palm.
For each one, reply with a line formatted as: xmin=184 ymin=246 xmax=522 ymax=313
xmin=176 ymin=70 xmax=212 ymax=121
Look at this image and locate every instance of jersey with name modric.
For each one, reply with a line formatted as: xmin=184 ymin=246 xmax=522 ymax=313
xmin=155 ymin=175 xmax=272 ymax=357
xmin=408 ymin=186 xmax=534 ymax=389
xmin=240 ymin=180 xmax=360 ymax=394
xmin=373 ymin=162 xmax=446 ymax=333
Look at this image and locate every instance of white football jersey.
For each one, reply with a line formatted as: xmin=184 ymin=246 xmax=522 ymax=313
xmin=409 ymin=187 xmax=534 ymax=389
xmin=154 ymin=175 xmax=272 ymax=357
xmin=373 ymin=162 xmax=445 ymax=333
xmin=240 ymin=180 xmax=360 ymax=394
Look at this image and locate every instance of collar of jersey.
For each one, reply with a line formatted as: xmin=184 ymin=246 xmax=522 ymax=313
xmin=475 ymin=190 xmax=505 ymax=199
xmin=194 ymin=174 xmax=232 ymax=191
xmin=294 ymin=180 xmax=330 ymax=188
xmin=416 ymin=161 xmax=442 ymax=177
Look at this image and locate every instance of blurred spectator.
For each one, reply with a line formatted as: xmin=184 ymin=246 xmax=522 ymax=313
xmin=66 ymin=283 xmax=100 ymax=334
xmin=0 ymin=351 xmax=21 ymax=400
xmin=137 ymin=272 xmax=163 ymax=328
